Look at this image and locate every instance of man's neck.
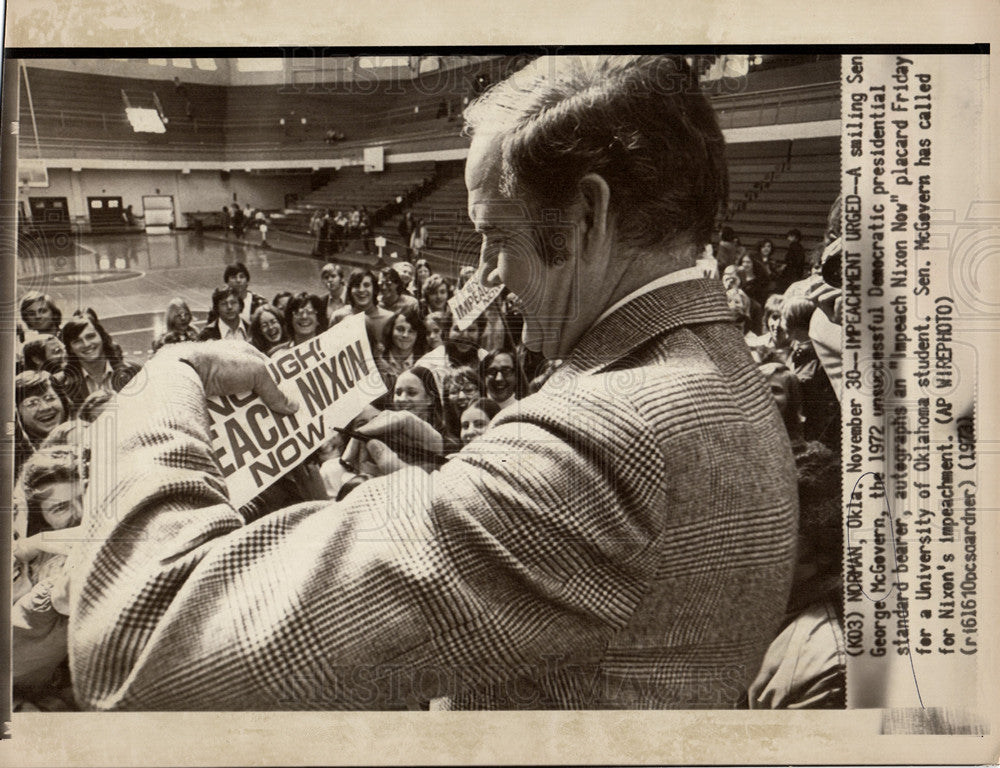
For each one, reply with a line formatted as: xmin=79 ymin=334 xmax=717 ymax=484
xmin=559 ymin=245 xmax=699 ymax=355
xmin=81 ymin=358 xmax=109 ymax=380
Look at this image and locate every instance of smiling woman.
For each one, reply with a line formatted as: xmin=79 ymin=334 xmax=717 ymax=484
xmin=14 ymin=370 xmax=70 ymax=476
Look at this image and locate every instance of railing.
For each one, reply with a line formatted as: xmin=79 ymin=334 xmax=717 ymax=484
xmin=712 ymin=81 xmax=840 ymax=129
xmin=20 ymin=80 xmax=839 ymax=163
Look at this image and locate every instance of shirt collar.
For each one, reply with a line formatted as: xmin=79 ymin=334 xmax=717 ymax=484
xmin=82 ymin=361 xmax=113 ymax=383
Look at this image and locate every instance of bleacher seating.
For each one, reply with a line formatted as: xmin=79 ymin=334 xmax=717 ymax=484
xmin=723 ymin=136 xmax=839 ymax=247
xmin=16 ymin=58 xmax=840 ymax=257
xmin=19 ymin=66 xmax=227 ymax=158
xmin=271 ymin=161 xmax=438 ymax=242
xmin=18 ymin=57 xmax=839 ymax=165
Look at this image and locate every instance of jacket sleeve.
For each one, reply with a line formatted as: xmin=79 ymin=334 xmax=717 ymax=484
xmin=69 ymin=358 xmax=660 ymax=710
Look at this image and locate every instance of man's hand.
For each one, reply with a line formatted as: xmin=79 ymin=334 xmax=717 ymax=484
xmin=165 ymin=341 xmax=299 ymax=415
xmin=350 ymin=410 xmax=444 ymax=475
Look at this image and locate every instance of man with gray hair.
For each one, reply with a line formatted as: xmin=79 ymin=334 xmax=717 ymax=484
xmin=70 ymin=55 xmax=797 ymax=710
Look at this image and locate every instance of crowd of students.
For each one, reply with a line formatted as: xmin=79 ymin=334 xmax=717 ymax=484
xmin=12 ymin=204 xmax=844 ymax=708
xmin=307 ymin=206 xmax=375 ymax=258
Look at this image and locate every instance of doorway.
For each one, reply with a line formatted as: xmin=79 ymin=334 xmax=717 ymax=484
xmin=87 ymin=196 xmax=125 ymax=231
xmin=28 ymin=196 xmax=71 ymax=234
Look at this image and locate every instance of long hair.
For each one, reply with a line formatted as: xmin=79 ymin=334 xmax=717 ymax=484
xmin=441 ymin=365 xmax=483 ymax=442
xmin=21 ymin=447 xmax=85 ymax=537
xmin=283 ymin=293 xmax=328 ymax=342
xmin=345 ymin=269 xmax=380 ymax=311
xmin=412 ymin=258 xmax=431 ymax=292
xmin=249 ymin=304 xmax=290 ymax=353
xmin=421 ymin=274 xmax=452 ymax=311
xmin=380 ymin=306 xmax=428 ymax=360
xmin=165 ymin=298 xmax=194 ymax=332
xmin=393 ymin=365 xmax=445 ymax=435
xmin=20 ymin=291 xmax=63 ymax=333
xmin=61 ymin=315 xmax=123 ymax=371
xmin=14 ymin=370 xmax=70 ymax=477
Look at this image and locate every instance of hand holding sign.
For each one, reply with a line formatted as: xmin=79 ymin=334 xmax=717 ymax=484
xmin=196 ymin=315 xmax=386 ymax=509
xmin=167 ymin=341 xmax=299 ymax=415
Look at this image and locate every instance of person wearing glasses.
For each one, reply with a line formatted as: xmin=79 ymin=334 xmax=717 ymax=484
xmin=249 ymin=304 xmax=292 ymax=357
xmin=198 ymin=286 xmax=250 ymax=342
xmin=283 ymin=292 xmax=328 ymax=346
xmin=69 ymin=55 xmax=797 ymax=711
xmin=14 ymin=370 xmax=70 ymax=477
xmin=152 ymin=298 xmax=200 ymax=352
xmin=480 ymin=348 xmax=528 ymax=410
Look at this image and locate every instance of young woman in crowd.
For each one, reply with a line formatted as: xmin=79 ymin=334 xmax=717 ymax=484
xmin=754 ymin=239 xmax=776 ymax=288
xmin=14 ymin=371 xmax=70 ymax=477
xmin=60 ymin=314 xmax=141 ymax=414
xmin=152 ymin=298 xmax=199 ymax=352
xmin=329 ymin=269 xmax=394 ymax=340
xmin=20 ymin=293 xmax=63 ymax=336
xmin=746 ymin=293 xmax=788 ymax=363
xmin=21 ymin=336 xmax=67 ymax=379
xmin=250 ymin=304 xmax=292 ymax=356
xmin=481 ymin=348 xmax=528 ymax=409
xmin=16 ymin=447 xmax=86 ymax=585
xmin=283 ymin=293 xmax=328 ymax=347
xmin=424 ymin=311 xmax=448 ymax=351
xmin=737 ymin=252 xmax=768 ymax=320
xmin=411 ymin=258 xmax=432 ymax=298
xmin=392 ymin=365 xmax=445 ymax=438
xmin=377 ymin=306 xmax=429 ymax=385
xmin=12 ymin=446 xmax=88 ymax=703
xmin=420 ymin=274 xmax=452 ymax=316
xmin=272 ymin=291 xmax=294 ymax=315
xmin=459 ymin=397 xmax=502 ymax=446
xmin=441 ymin=366 xmax=483 ymax=446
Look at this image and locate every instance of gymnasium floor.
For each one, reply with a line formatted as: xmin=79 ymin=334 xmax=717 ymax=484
xmin=17 ymin=231 xmax=378 ymax=361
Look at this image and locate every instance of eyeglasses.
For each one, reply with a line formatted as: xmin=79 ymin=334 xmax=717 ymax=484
xmin=293 ymin=307 xmax=317 ymax=317
xmin=21 ymin=392 xmax=61 ymax=410
xmin=487 ymin=366 xmax=515 ymax=377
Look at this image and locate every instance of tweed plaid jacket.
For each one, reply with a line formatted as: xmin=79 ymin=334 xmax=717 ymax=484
xmin=69 ymin=278 xmax=798 ymax=710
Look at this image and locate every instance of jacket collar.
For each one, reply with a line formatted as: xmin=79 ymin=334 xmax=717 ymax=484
xmin=562 ymin=278 xmax=734 ymax=375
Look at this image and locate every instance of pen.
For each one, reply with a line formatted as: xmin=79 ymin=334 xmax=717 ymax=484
xmin=333 ymin=426 xmax=449 ymax=467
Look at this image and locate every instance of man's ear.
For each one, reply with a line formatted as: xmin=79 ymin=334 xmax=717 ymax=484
xmin=577 ymin=173 xmax=613 ymax=256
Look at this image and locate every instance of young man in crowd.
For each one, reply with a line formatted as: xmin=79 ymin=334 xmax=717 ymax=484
xmin=69 ymin=55 xmax=797 ymax=711
xmin=197 ymin=286 xmax=248 ymax=342
xmin=224 ymin=262 xmax=267 ymax=325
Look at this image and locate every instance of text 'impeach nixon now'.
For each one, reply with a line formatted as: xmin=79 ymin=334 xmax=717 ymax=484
xmin=205 ymin=314 xmax=385 ymax=507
